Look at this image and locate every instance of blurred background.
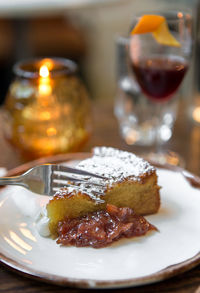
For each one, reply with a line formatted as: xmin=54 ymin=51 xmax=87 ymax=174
xmin=0 ymin=0 xmax=198 ymax=105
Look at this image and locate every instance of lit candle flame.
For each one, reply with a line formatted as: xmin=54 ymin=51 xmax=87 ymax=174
xmin=38 ymin=64 xmax=52 ymax=96
xmin=39 ymin=65 xmax=49 ymax=78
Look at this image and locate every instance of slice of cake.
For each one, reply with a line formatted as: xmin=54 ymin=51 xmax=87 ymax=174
xmin=47 ymin=147 xmax=160 ymax=236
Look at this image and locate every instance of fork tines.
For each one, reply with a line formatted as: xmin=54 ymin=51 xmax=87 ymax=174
xmin=53 ymin=165 xmax=108 ymax=180
xmin=52 ymin=182 xmax=105 ymax=195
xmin=51 ymin=164 xmax=107 ymax=194
xmin=52 ymin=174 xmax=105 ymax=187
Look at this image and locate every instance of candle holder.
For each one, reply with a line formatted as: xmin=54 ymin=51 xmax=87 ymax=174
xmin=3 ymin=58 xmax=92 ymax=159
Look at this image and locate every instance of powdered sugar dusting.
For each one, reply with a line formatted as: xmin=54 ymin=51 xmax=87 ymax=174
xmin=54 ymin=147 xmax=155 ymax=204
xmin=92 ymin=147 xmax=154 ymax=178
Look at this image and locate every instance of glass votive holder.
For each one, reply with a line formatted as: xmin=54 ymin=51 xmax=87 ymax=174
xmin=3 ymin=58 xmax=92 ymax=159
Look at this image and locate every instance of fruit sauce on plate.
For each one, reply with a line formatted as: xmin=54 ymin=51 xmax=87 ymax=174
xmin=57 ymin=204 xmax=157 ymax=248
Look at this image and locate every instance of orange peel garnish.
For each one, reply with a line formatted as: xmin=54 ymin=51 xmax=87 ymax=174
xmin=152 ymin=20 xmax=180 ymax=47
xmin=130 ymin=14 xmax=180 ymax=47
xmin=131 ymin=15 xmax=165 ymax=34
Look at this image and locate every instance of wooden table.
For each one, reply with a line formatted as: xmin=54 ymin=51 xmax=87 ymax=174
xmin=0 ymin=100 xmax=200 ymax=293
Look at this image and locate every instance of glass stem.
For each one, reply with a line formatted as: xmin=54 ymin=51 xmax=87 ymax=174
xmin=154 ymin=102 xmax=162 ymax=155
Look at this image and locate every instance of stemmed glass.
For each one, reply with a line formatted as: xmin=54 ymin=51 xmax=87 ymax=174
xmin=116 ymin=10 xmax=193 ymax=166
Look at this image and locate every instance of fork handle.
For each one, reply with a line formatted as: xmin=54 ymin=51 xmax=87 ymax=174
xmin=0 ymin=176 xmax=26 ymax=187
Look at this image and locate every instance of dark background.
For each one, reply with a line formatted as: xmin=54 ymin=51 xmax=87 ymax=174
xmin=0 ymin=16 xmax=87 ymax=104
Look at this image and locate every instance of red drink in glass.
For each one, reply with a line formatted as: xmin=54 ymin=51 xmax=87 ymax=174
xmin=131 ymin=55 xmax=188 ymax=102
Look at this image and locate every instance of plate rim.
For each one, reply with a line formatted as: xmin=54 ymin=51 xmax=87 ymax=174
xmin=1 ymin=152 xmax=200 ymax=289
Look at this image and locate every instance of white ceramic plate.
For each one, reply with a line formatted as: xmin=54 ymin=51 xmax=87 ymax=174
xmin=0 ymin=165 xmax=200 ymax=289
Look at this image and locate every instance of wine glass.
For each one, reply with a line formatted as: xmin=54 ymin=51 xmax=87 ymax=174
xmin=127 ymin=10 xmax=192 ymax=165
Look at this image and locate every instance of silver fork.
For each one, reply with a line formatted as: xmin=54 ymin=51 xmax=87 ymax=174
xmin=0 ymin=164 xmax=106 ymax=196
